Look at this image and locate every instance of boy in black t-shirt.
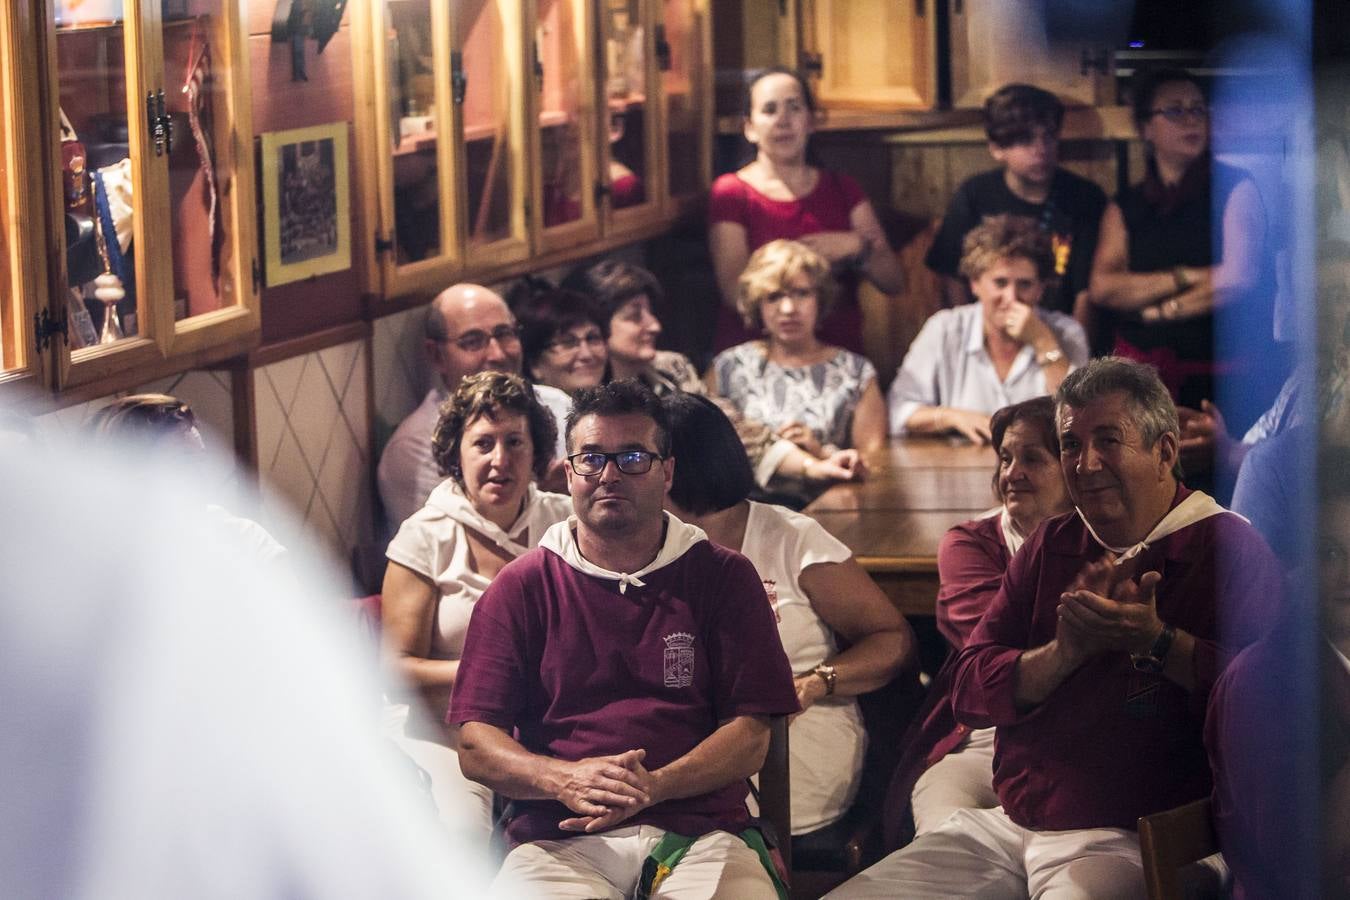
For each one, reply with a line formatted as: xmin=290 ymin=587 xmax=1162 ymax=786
xmin=925 ymin=84 xmax=1107 ymax=320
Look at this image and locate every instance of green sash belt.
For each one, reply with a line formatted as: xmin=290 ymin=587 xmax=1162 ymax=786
xmin=634 ymin=827 xmax=788 ymax=900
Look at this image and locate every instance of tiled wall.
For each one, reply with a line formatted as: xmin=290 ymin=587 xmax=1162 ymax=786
xmin=253 ymin=338 xmax=374 ymax=570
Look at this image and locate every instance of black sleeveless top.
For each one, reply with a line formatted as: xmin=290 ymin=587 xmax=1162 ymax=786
xmin=1113 ymin=158 xmax=1277 ymax=414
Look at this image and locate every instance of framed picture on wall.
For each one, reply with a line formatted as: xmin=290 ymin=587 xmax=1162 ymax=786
xmin=259 ymin=122 xmax=351 ymax=287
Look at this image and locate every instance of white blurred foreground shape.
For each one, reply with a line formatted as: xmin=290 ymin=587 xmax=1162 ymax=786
xmin=0 ymin=437 xmax=502 ymax=899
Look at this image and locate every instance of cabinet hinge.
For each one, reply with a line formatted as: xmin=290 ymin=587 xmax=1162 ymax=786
xmin=654 ymin=24 xmax=672 ymax=71
xmin=450 ymin=51 xmax=467 ymax=105
xmin=252 ymin=257 xmax=262 ymax=293
xmin=34 ymin=307 xmax=69 ymax=353
xmin=800 ymin=51 xmax=823 ymax=76
xmin=594 ymin=181 xmax=611 ymax=209
xmin=374 ymin=233 xmax=395 ymax=256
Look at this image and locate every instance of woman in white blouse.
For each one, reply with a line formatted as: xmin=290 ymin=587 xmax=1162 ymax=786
xmin=709 ymin=239 xmax=888 ymax=459
xmin=888 ymin=214 xmax=1088 ymax=443
xmin=662 ymin=392 xmax=914 ymax=835
xmin=380 ymin=372 xmax=572 ymax=842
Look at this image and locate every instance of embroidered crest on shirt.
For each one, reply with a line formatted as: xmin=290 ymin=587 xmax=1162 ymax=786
xmin=762 ymin=579 xmax=781 ymax=622
xmin=663 ymin=632 xmax=695 ymax=688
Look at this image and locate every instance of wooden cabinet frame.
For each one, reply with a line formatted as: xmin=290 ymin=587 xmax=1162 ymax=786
xmin=0 ymin=0 xmax=260 ymax=404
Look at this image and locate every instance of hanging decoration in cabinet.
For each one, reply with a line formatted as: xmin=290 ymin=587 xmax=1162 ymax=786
xmin=450 ymin=52 xmax=467 ymax=105
xmin=34 ymin=308 xmax=69 ymax=353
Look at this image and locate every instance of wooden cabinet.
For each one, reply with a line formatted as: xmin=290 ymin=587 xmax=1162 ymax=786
xmin=713 ymin=0 xmax=1110 ymax=125
xmin=1 ymin=0 xmax=259 ymax=402
xmin=354 ymin=0 xmax=712 ymax=303
xmin=947 ymin=0 xmax=1111 ymax=109
xmin=797 ymin=0 xmax=937 ymax=111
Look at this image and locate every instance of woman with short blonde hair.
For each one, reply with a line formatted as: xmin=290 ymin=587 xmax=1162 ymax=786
xmin=709 ymin=239 xmax=888 ymax=459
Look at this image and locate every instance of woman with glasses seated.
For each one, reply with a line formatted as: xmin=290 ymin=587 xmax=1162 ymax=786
xmin=564 ymin=258 xmax=867 ymax=494
xmin=888 ymin=215 xmax=1087 ymax=444
xmin=1089 ymin=67 xmax=1280 ymax=438
xmin=661 ymin=392 xmax=914 ymax=835
xmin=381 ymin=371 xmax=571 ymax=845
xmin=516 ymin=286 xmax=609 ymax=396
xmin=709 ymin=239 xmax=888 ymax=459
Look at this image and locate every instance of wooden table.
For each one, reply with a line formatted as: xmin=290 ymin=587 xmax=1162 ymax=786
xmin=805 ymin=437 xmax=997 ymax=616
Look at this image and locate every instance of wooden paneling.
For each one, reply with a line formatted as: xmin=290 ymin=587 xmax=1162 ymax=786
xmin=248 ymin=29 xmax=353 ymax=133
xmin=248 ymin=28 xmax=362 ymax=344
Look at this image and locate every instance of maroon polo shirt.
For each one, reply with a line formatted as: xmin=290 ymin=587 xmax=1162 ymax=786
xmin=937 ymin=514 xmax=1011 ymax=651
xmin=449 ymin=539 xmax=799 ymax=847
xmin=951 ymin=485 xmax=1283 ymax=832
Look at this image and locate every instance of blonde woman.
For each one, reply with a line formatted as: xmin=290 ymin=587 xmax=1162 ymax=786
xmin=708 ymin=239 xmax=888 ymax=458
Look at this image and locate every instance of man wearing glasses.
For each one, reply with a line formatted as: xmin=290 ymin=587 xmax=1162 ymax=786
xmin=377 ymin=283 xmax=572 ymax=530
xmin=451 ymin=380 xmax=799 ymax=899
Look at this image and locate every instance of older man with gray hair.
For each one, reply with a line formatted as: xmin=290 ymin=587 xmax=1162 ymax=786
xmin=378 ymin=284 xmax=571 ymax=530
xmin=830 ymin=357 xmax=1282 ymax=899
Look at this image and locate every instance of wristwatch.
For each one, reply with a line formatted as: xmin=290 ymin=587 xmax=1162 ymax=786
xmin=1037 ymin=348 xmax=1065 ymax=366
xmin=812 ymin=663 xmax=837 ymax=696
xmin=1131 ymin=623 xmax=1176 ymax=674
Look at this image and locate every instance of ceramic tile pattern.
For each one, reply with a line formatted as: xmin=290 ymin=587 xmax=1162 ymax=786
xmin=255 ymin=339 xmax=373 ymax=566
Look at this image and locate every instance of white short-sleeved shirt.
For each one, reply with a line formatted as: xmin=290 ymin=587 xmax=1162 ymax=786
xmin=711 ymin=342 xmax=877 ymax=450
xmin=377 ymin=382 xmax=572 ymax=533
xmin=740 ymin=501 xmax=866 ymax=834
xmin=385 ymin=482 xmax=572 ymax=662
xmin=887 ymin=303 xmax=1088 ymax=434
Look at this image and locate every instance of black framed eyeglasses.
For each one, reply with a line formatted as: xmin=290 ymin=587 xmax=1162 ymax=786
xmin=1149 ymin=104 xmax=1208 ymax=124
xmin=567 ymin=449 xmax=662 ymax=476
xmin=445 ymin=323 xmax=521 ymax=353
xmin=547 ymin=330 xmax=606 ymax=354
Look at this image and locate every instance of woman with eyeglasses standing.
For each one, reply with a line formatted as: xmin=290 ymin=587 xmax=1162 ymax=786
xmin=380 ymin=371 xmax=571 ymax=847
xmin=709 ymin=239 xmax=888 ymax=459
xmin=1089 ymin=67 xmax=1279 ymax=438
xmin=515 ymin=286 xmax=609 ymax=395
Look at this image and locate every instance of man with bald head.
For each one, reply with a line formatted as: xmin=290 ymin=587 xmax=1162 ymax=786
xmin=377 ymin=284 xmax=571 ymax=530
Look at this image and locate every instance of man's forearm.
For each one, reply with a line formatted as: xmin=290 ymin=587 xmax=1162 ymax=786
xmin=1012 ymin=640 xmax=1085 ymax=712
xmin=650 ymin=716 xmax=770 ymax=804
xmin=457 ymin=721 xmax=567 ymax=801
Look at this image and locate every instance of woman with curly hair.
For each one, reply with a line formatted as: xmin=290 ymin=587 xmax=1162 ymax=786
xmin=380 ymin=371 xmax=571 ymax=844
xmin=888 ymin=214 xmax=1088 ymax=443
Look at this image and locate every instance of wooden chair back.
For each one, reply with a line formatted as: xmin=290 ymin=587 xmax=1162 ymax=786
xmin=1138 ymin=797 xmax=1217 ymax=900
xmin=757 ymin=716 xmax=792 ymax=874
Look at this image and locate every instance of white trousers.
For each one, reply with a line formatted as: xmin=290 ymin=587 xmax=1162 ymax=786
xmin=493 ymin=825 xmax=779 ymax=900
xmin=824 ymin=807 xmax=1145 ymax=900
xmin=384 ymin=704 xmax=494 ymax=847
xmin=910 ymin=725 xmax=999 ymax=836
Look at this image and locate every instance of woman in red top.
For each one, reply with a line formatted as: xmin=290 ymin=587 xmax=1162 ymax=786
xmin=708 ymin=67 xmax=904 ymax=354
xmin=881 ymin=396 xmax=1072 ymax=847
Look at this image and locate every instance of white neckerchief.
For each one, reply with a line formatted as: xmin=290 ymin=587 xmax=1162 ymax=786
xmin=427 ymin=481 xmax=553 ymax=558
xmin=1077 ymin=490 xmax=1230 ymax=562
xmin=997 ymin=506 xmax=1028 ymax=556
xmin=538 ymin=511 xmax=707 ymax=594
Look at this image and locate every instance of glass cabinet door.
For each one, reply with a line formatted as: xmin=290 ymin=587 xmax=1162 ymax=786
xmin=48 ymin=0 xmax=163 ymax=384
xmin=531 ymin=0 xmax=599 ymax=252
xmin=659 ymin=0 xmax=708 ymax=213
xmin=599 ymin=0 xmax=660 ymax=226
xmin=363 ymin=0 xmax=463 ymax=298
xmin=0 ymin=0 xmax=47 ymax=391
xmin=456 ymin=0 xmax=529 ymax=268
xmin=155 ymin=0 xmax=259 ymax=356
